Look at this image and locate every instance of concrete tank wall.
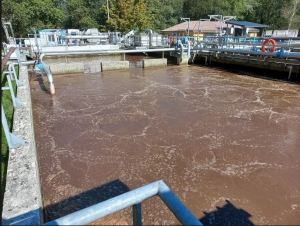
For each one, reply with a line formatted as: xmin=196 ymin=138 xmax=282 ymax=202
xmin=49 ymin=62 xmax=84 ymax=74
xmin=142 ymin=58 xmax=167 ymax=68
xmin=101 ymin=61 xmax=129 ymax=71
xmin=43 ymin=54 xmax=121 ymax=64
xmin=48 ymin=60 xmax=130 ymax=74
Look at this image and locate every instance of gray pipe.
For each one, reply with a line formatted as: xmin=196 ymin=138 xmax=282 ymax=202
xmin=61 ymin=35 xmax=108 ymax=39
xmin=39 ymin=48 xmax=178 ymax=63
xmin=42 ymin=65 xmax=55 ymax=95
xmin=40 ymin=48 xmax=176 ymax=58
xmin=179 ymin=43 xmax=184 ymax=59
xmin=11 ymin=59 xmax=55 ymax=94
xmin=178 ymin=42 xmax=191 ymax=58
xmin=36 ymin=58 xmax=55 ymax=95
xmin=8 ymin=61 xmax=37 ymax=86
xmin=44 ymin=180 xmax=201 ymax=226
xmin=194 ymin=41 xmax=300 ymax=48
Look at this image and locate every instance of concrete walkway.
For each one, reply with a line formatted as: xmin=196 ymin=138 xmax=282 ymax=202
xmin=2 ymin=65 xmax=43 ymax=225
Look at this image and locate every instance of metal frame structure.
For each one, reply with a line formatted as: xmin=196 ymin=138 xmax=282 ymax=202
xmin=1 ymin=45 xmax=27 ymax=149
xmin=1 ymin=71 xmax=25 ymax=148
xmin=181 ymin=18 xmax=190 ymax=37
xmin=1 ymin=68 xmax=26 ymax=149
xmin=44 ymin=180 xmax=202 ymax=225
xmin=1 ymin=105 xmax=26 ymax=149
xmin=208 ymin=15 xmax=236 ymax=36
xmin=197 ymin=19 xmax=211 ymax=41
xmin=2 ymin=18 xmax=16 ymax=45
xmin=1 ymin=74 xmax=24 ymax=108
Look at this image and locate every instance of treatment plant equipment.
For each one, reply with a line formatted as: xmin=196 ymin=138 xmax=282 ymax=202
xmin=191 ymin=37 xmax=300 ymax=80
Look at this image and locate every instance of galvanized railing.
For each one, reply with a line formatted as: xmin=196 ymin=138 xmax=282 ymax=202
xmin=44 ymin=180 xmax=203 ymax=225
xmin=1 ymin=48 xmax=26 ymax=149
xmin=1 ymin=48 xmax=47 ymax=148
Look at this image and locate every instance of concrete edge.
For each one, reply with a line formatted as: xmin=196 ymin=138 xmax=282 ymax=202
xmin=48 ymin=61 xmax=130 ymax=74
xmin=142 ymin=58 xmax=168 ymax=68
xmin=2 ymin=65 xmax=43 ymax=225
xmin=27 ymin=66 xmax=44 ymax=225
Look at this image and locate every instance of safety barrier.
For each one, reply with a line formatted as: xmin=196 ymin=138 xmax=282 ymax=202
xmin=1 ymin=48 xmax=49 ymax=148
xmin=44 ymin=180 xmax=202 ymax=225
xmin=1 ymin=48 xmax=26 ymax=148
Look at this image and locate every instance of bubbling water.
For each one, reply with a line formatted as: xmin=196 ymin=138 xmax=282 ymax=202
xmin=31 ymin=55 xmax=300 ymax=225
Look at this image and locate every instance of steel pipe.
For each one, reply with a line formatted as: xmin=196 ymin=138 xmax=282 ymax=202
xmin=158 ymin=181 xmax=201 ymax=225
xmin=12 ymin=59 xmax=56 ymax=95
xmin=1 ymin=105 xmax=25 ymax=149
xmin=61 ymin=35 xmax=109 ymax=39
xmin=194 ymin=41 xmax=300 ymax=48
xmin=39 ymin=48 xmax=177 ymax=60
xmin=42 ymin=65 xmax=55 ymax=95
xmin=179 ymin=43 xmax=184 ymax=59
xmin=194 ymin=47 xmax=300 ymax=59
xmin=44 ymin=180 xmax=202 ymax=226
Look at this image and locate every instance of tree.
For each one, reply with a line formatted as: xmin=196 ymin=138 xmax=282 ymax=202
xmin=182 ymin=0 xmax=259 ymax=21
xmin=1 ymin=0 xmax=298 ymax=39
xmin=2 ymin=0 xmax=66 ymax=38
xmin=281 ymin=0 xmax=300 ymax=29
xmin=244 ymin=0 xmax=286 ymax=29
xmin=104 ymin=0 xmax=151 ymax=33
xmin=145 ymin=0 xmax=184 ymax=32
xmin=182 ymin=0 xmax=217 ymax=20
xmin=63 ymin=0 xmax=107 ymax=29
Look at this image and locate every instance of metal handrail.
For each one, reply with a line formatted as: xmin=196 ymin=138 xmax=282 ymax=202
xmin=1 ymin=47 xmax=27 ymax=149
xmin=39 ymin=48 xmax=177 ymax=58
xmin=194 ymin=47 xmax=300 ymax=59
xmin=44 ymin=180 xmax=202 ymax=226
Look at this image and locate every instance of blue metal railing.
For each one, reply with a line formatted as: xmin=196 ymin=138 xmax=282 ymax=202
xmin=44 ymin=180 xmax=203 ymax=225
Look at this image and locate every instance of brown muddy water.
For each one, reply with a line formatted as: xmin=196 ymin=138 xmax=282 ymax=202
xmin=30 ymin=55 xmax=300 ymax=225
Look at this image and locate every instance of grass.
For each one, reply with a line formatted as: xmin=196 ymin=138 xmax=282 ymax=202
xmin=1 ymin=66 xmax=18 ymax=215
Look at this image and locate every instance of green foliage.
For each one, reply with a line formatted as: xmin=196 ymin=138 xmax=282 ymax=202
xmin=2 ymin=0 xmax=66 ymax=37
xmin=106 ymin=0 xmax=151 ymax=33
xmin=63 ymin=0 xmax=106 ymax=29
xmin=281 ymin=0 xmax=300 ymax=29
xmin=2 ymin=0 xmax=300 ymax=45
xmin=145 ymin=0 xmax=184 ymax=32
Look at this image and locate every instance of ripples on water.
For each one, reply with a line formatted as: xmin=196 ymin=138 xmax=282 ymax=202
xmin=31 ymin=55 xmax=300 ymax=225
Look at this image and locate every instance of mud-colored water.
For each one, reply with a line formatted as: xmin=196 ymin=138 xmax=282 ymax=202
xmin=31 ymin=55 xmax=300 ymax=225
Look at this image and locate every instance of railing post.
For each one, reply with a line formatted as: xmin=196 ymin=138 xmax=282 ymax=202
xmin=288 ymin=66 xmax=293 ymax=80
xmin=1 ymin=105 xmax=25 ymax=149
xmin=2 ymin=75 xmax=24 ymax=108
xmin=8 ymin=63 xmax=24 ymax=87
xmin=133 ymin=203 xmax=142 ymax=226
